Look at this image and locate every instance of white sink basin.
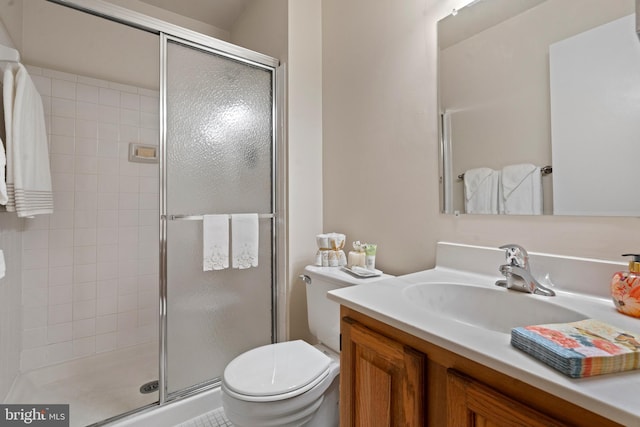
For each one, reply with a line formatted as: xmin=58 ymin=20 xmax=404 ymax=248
xmin=402 ymin=282 xmax=587 ymax=333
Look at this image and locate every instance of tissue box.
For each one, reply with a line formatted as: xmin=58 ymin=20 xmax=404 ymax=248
xmin=511 ymin=319 xmax=640 ymax=378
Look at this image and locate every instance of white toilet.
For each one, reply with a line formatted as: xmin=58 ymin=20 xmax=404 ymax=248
xmin=221 ymin=265 xmax=389 ymax=427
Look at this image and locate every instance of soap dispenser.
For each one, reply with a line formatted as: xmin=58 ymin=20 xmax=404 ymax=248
xmin=611 ymin=254 xmax=640 ymax=318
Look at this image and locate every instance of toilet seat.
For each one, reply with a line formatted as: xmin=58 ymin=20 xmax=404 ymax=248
xmin=223 ymin=340 xmax=332 ymax=402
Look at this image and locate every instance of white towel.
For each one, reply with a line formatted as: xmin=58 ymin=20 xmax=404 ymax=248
xmin=0 ymin=249 xmax=5 ymax=279
xmin=11 ymin=64 xmax=53 ymax=217
xmin=203 ymin=215 xmax=229 ymax=271
xmin=0 ymin=74 xmax=6 ymax=205
xmin=231 ymin=214 xmax=259 ymax=269
xmin=500 ymin=164 xmax=542 ymax=215
xmin=0 ymin=68 xmax=7 ymax=205
xmin=464 ymin=167 xmax=500 ymax=214
xmin=0 ymin=134 xmax=7 ymax=205
xmin=2 ymin=64 xmax=16 ymax=211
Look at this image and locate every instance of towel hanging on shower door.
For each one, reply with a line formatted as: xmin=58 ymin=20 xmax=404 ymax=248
xmin=203 ymin=214 xmax=229 ymax=271
xmin=231 ymin=214 xmax=259 ymax=269
xmin=0 ymin=134 xmax=7 ymax=205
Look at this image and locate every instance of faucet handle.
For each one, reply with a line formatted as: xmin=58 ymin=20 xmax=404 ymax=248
xmin=499 ymin=244 xmax=529 ymax=269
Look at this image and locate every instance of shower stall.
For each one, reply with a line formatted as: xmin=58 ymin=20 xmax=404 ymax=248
xmin=0 ymin=1 xmax=284 ymax=425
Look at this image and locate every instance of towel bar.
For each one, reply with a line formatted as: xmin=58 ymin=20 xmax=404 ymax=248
xmin=163 ymin=213 xmax=275 ymax=221
xmin=458 ymin=165 xmax=552 ymax=181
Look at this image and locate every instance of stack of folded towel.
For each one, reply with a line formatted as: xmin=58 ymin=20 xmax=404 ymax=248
xmin=511 ymin=319 xmax=640 ymax=378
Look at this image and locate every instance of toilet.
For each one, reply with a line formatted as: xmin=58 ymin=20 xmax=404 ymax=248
xmin=221 ymin=265 xmax=390 ymax=427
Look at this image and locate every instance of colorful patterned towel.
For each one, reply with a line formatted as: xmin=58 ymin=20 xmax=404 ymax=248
xmin=511 ymin=319 xmax=640 ymax=378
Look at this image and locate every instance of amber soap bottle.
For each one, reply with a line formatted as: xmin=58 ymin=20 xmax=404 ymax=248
xmin=611 ymin=254 xmax=640 ymax=318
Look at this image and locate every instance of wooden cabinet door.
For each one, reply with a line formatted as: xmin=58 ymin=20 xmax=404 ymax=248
xmin=340 ymin=317 xmax=425 ymax=427
xmin=447 ymin=370 xmax=570 ymax=427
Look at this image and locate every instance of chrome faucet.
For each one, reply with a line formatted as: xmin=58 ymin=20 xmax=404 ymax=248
xmin=496 ymin=244 xmax=555 ymax=296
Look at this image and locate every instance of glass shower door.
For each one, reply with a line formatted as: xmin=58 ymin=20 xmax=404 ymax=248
xmin=163 ymin=37 xmax=275 ymax=396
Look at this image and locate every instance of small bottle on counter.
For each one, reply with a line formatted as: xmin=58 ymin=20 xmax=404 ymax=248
xmin=348 ymin=250 xmax=365 ymax=268
xmin=365 ymin=244 xmax=377 ymax=270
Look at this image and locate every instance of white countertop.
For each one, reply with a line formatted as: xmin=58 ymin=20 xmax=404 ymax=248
xmin=327 ymin=243 xmax=640 ymax=426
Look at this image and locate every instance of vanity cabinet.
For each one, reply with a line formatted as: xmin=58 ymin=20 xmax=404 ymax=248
xmin=340 ymin=317 xmax=425 ymax=426
xmin=447 ymin=370 xmax=568 ymax=427
xmin=339 ymin=307 xmax=622 ymax=427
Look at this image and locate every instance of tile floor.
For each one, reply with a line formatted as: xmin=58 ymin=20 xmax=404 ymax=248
xmin=178 ymin=408 xmax=233 ymax=427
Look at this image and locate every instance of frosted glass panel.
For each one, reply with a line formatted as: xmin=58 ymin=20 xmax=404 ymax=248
xmin=165 ymin=40 xmax=274 ymax=394
xmin=166 ymin=42 xmax=273 ymax=214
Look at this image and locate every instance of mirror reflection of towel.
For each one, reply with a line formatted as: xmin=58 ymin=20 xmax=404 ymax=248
xmin=500 ymin=164 xmax=542 ymax=215
xmin=464 ymin=167 xmax=499 ymax=214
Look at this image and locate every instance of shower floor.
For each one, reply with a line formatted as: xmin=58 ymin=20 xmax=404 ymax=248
xmin=5 ymin=342 xmax=159 ymax=427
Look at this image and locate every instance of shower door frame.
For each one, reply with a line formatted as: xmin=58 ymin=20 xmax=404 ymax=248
xmin=159 ymin=33 xmax=279 ymax=403
xmin=48 ymin=0 xmax=286 ymax=421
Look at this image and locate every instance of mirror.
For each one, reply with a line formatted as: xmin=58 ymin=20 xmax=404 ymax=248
xmin=438 ymin=0 xmax=639 ymax=216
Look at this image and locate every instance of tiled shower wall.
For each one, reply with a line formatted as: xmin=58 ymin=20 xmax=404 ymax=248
xmin=19 ymin=66 xmax=160 ymax=371
xmin=0 ymin=215 xmax=22 ymax=399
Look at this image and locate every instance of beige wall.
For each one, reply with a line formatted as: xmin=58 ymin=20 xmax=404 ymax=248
xmin=105 ymin=0 xmax=230 ymax=41
xmin=3 ymin=0 xmax=159 ymax=90
xmin=0 ymin=0 xmax=22 ymax=49
xmin=231 ymin=0 xmax=288 ymax=62
xmin=3 ymin=0 xmax=232 ymax=90
xmin=323 ymin=0 xmax=434 ymax=274
xmin=287 ymin=0 xmax=323 ymax=342
xmin=322 ymin=0 xmax=640 ymax=277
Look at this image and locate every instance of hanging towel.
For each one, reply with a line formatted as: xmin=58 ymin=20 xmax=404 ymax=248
xmin=0 ymin=134 xmax=6 ymax=205
xmin=203 ymin=215 xmax=229 ymax=271
xmin=464 ymin=167 xmax=500 ymax=214
xmin=500 ymin=164 xmax=542 ymax=215
xmin=231 ymin=214 xmax=259 ymax=269
xmin=2 ymin=64 xmax=16 ymax=211
xmin=0 ymin=249 xmax=5 ymax=279
xmin=11 ymin=64 xmax=53 ymax=217
xmin=0 ymin=72 xmax=6 ymax=205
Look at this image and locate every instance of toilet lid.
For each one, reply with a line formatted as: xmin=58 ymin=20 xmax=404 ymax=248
xmin=223 ymin=340 xmax=331 ymax=397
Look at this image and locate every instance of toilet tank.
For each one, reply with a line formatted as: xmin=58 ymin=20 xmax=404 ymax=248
xmin=303 ymin=265 xmax=391 ymax=353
